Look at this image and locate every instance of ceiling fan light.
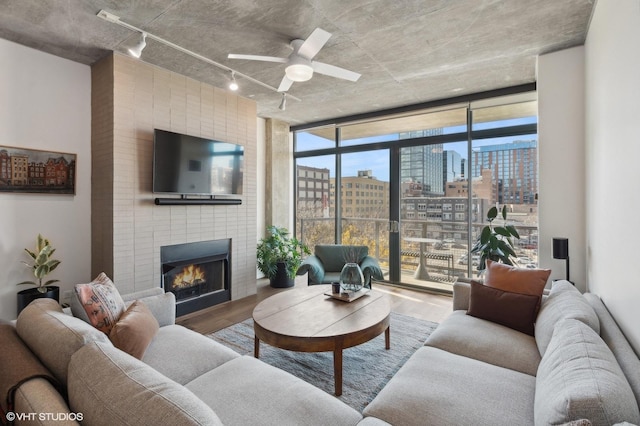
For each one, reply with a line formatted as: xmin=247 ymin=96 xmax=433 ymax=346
xmin=128 ymin=32 xmax=147 ymax=58
xmin=285 ymin=63 xmax=313 ymax=82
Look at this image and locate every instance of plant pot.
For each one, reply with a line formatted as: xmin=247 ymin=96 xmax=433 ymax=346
xmin=270 ymin=262 xmax=295 ymax=288
xmin=17 ymin=285 xmax=60 ymax=315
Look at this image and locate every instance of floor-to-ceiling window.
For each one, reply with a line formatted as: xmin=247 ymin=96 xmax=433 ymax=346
xmin=293 ymin=87 xmax=538 ymax=292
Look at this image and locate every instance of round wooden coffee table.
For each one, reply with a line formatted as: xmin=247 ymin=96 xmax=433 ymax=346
xmin=252 ymin=285 xmax=391 ymax=396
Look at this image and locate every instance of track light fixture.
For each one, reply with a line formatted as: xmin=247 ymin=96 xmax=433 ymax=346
xmin=96 ymin=9 xmax=300 ymax=106
xmin=229 ymin=71 xmax=238 ymax=91
xmin=128 ymin=32 xmax=147 ymax=58
xmin=279 ymin=93 xmax=287 ymax=111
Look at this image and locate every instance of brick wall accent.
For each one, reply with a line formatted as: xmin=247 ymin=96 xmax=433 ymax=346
xmin=91 ymin=53 xmax=257 ymax=301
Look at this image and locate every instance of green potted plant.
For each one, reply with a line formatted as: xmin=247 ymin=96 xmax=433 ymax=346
xmin=471 ymin=205 xmax=520 ymax=271
xmin=16 ymin=234 xmax=61 ymax=313
xmin=257 ymin=226 xmax=310 ymax=288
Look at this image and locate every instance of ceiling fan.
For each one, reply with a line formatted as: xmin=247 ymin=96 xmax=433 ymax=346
xmin=228 ymin=28 xmax=361 ymax=92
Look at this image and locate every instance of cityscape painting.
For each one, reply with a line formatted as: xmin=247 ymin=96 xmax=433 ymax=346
xmin=0 ymin=145 xmax=76 ymax=194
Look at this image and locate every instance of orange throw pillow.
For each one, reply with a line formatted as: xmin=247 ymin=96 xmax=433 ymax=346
xmin=484 ymin=259 xmax=550 ymax=296
xmin=109 ymin=300 xmax=159 ymax=360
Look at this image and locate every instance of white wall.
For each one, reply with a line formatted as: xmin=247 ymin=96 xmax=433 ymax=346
xmin=537 ymin=46 xmax=587 ymax=291
xmin=585 ymin=0 xmax=640 ymax=352
xmin=0 ymin=39 xmax=91 ymax=320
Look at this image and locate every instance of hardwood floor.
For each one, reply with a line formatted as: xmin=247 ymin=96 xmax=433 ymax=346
xmin=176 ymin=276 xmax=453 ymax=335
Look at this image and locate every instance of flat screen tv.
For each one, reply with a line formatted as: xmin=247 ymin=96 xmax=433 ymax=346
xmin=153 ymin=129 xmax=244 ymax=195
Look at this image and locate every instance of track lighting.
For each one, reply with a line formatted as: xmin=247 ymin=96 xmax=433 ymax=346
xmin=96 ymin=10 xmax=300 ymax=108
xmin=279 ymin=93 xmax=287 ymax=111
xmin=128 ymin=32 xmax=147 ymax=58
xmin=229 ymin=72 xmax=238 ymax=91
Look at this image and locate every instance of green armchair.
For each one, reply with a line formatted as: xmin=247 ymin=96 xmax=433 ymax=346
xmin=296 ymin=244 xmax=384 ymax=288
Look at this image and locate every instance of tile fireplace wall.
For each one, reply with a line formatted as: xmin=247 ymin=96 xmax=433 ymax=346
xmin=91 ymin=53 xmax=257 ymax=302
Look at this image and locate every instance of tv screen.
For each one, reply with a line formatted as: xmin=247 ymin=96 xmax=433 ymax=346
xmin=153 ymin=129 xmax=244 ymax=195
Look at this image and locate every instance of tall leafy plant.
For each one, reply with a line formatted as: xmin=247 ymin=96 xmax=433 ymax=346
xmin=471 ymin=205 xmax=520 ymax=270
xmin=17 ymin=234 xmax=61 ymax=293
xmin=257 ymin=226 xmax=310 ymax=280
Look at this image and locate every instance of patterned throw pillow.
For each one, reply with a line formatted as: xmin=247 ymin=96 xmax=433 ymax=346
xmin=75 ymin=273 xmax=126 ymax=334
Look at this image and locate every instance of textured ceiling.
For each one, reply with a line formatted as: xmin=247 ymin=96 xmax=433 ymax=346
xmin=0 ymin=0 xmax=594 ymax=126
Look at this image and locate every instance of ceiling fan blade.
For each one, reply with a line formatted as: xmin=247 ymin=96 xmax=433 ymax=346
xmin=297 ymin=28 xmax=332 ymax=59
xmin=312 ymin=61 xmax=361 ymax=82
xmin=277 ymin=75 xmax=294 ymax=92
xmin=227 ymin=54 xmax=287 ymax=63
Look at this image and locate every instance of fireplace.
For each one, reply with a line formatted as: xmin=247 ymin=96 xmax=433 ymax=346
xmin=160 ymin=239 xmax=231 ymax=316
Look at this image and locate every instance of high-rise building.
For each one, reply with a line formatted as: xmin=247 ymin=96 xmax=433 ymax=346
xmin=471 ymin=140 xmax=538 ymax=205
xmin=399 ymin=129 xmax=444 ymax=196
xmin=443 ymin=150 xmax=463 ymax=187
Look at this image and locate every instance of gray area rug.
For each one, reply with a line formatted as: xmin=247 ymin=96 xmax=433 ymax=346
xmin=207 ymin=311 xmax=438 ymax=412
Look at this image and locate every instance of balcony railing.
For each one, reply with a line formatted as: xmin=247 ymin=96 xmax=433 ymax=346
xmin=297 ymin=216 xmax=538 ymax=290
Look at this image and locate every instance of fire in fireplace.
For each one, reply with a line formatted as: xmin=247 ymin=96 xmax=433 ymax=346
xmin=171 ymin=263 xmax=207 ymax=298
xmin=160 ymin=239 xmax=231 ymax=316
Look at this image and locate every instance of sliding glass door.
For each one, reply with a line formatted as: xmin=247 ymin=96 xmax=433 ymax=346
xmin=293 ymin=90 xmax=538 ymax=292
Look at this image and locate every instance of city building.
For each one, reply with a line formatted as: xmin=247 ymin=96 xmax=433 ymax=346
xmin=443 ymin=150 xmax=463 ymax=188
xmin=401 ymin=196 xmax=491 ymax=242
xmin=296 ymin=165 xmax=330 ymax=218
xmin=471 ymin=140 xmax=538 ymax=205
xmin=444 ymin=169 xmax=495 ymax=202
xmin=331 ymin=170 xmax=390 ymax=219
xmin=399 ymin=130 xmax=444 ymax=196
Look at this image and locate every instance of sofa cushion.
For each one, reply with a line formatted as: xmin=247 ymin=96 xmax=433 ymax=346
xmin=426 ymin=310 xmax=541 ymax=376
xmin=363 ymin=346 xmax=536 ymax=426
xmin=74 ymin=272 xmax=126 ymax=334
xmin=314 ymin=245 xmax=368 ymax=271
xmin=467 ymin=280 xmax=539 ymax=336
xmin=484 ymin=259 xmax=550 ymax=310
xmin=584 ymin=293 xmax=640 ymax=410
xmin=535 ymin=319 xmax=640 ymax=426
xmin=535 ymin=281 xmax=600 ymax=356
xmin=142 ymin=325 xmax=239 ymax=385
xmin=185 ymin=355 xmax=363 ymax=426
xmin=109 ymin=300 xmax=159 ymax=360
xmin=16 ymin=298 xmax=112 ymax=383
xmin=68 ymin=342 xmax=223 ymax=426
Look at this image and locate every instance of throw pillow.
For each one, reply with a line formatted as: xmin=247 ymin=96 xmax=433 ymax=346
xmin=466 ymin=280 xmax=539 ymax=335
xmin=74 ymin=272 xmax=126 ymax=334
xmin=109 ymin=300 xmax=159 ymax=360
xmin=484 ymin=259 xmax=550 ymax=312
xmin=484 ymin=259 xmax=551 ymax=297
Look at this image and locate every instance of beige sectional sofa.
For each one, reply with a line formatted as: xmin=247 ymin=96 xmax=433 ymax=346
xmin=363 ymin=280 xmax=640 ymax=426
xmin=10 ymin=288 xmax=380 ymax=426
xmin=7 ymin=280 xmax=640 ymax=425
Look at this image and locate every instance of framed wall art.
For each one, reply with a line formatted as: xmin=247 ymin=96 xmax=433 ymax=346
xmin=0 ymin=145 xmax=76 ymax=195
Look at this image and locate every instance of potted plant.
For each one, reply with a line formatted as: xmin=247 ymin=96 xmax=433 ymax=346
xmin=16 ymin=234 xmax=61 ymax=313
xmin=471 ymin=205 xmax=520 ymax=271
xmin=257 ymin=226 xmax=310 ymax=288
